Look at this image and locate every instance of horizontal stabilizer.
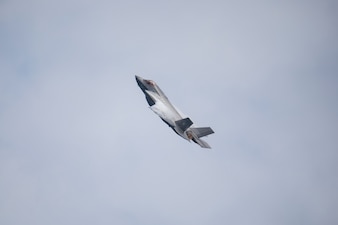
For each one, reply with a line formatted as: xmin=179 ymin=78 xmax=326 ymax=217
xmin=175 ymin=118 xmax=193 ymax=132
xmin=190 ymin=127 xmax=214 ymax=138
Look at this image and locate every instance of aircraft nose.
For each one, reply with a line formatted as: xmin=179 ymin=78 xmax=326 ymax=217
xmin=135 ymin=75 xmax=147 ymax=91
xmin=135 ymin=75 xmax=143 ymax=82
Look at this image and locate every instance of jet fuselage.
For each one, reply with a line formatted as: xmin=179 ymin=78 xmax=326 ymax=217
xmin=135 ymin=75 xmax=214 ymax=148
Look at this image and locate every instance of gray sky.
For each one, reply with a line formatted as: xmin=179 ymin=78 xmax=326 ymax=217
xmin=1 ymin=0 xmax=338 ymax=224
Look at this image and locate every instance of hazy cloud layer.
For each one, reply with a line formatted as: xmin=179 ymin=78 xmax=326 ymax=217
xmin=1 ymin=0 xmax=338 ymax=225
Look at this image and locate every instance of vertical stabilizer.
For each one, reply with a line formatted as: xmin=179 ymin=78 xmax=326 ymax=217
xmin=187 ymin=129 xmax=212 ymax=149
xmin=175 ymin=118 xmax=193 ymax=132
xmin=194 ymin=137 xmax=211 ymax=148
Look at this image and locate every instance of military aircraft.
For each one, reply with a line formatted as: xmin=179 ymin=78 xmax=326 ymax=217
xmin=135 ymin=75 xmax=214 ymax=148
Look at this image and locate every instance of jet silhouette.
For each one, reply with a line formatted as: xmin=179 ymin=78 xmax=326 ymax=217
xmin=135 ymin=75 xmax=214 ymax=148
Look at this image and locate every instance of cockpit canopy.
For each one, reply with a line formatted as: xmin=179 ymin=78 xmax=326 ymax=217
xmin=145 ymin=80 xmax=155 ymax=86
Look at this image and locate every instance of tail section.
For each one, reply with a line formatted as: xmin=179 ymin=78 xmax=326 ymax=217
xmin=175 ymin=118 xmax=193 ymax=132
xmin=190 ymin=127 xmax=214 ymax=138
xmin=175 ymin=118 xmax=214 ymax=149
xmin=187 ymin=127 xmax=214 ymax=149
xmin=193 ymin=137 xmax=211 ymax=148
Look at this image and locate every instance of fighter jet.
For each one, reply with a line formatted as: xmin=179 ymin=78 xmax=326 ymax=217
xmin=135 ymin=75 xmax=214 ymax=148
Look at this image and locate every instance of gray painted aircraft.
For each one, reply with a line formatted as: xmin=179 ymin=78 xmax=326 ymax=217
xmin=135 ymin=75 xmax=214 ymax=148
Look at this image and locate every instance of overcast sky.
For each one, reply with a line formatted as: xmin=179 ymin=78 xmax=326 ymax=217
xmin=1 ymin=0 xmax=338 ymax=225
